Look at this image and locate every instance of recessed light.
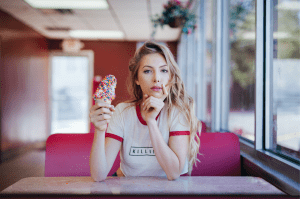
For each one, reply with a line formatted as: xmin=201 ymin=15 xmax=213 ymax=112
xmin=69 ymin=30 xmax=124 ymax=39
xmin=23 ymin=0 xmax=109 ymax=10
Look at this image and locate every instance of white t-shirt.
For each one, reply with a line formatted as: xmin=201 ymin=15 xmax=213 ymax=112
xmin=106 ymin=102 xmax=190 ymax=177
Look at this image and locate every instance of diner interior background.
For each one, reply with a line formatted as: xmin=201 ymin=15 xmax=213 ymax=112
xmin=0 ymin=0 xmax=299 ymax=194
xmin=0 ymin=1 xmax=179 ymax=191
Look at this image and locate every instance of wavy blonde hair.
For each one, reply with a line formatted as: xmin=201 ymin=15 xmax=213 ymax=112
xmin=125 ymin=41 xmax=201 ymax=175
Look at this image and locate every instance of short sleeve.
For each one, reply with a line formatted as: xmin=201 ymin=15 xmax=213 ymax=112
xmin=106 ymin=103 xmax=124 ymax=142
xmin=169 ymin=107 xmax=190 ymax=136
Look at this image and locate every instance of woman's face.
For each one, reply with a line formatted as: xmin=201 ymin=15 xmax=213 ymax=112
xmin=136 ymin=53 xmax=170 ymax=99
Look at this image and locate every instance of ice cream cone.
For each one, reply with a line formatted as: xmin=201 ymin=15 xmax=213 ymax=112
xmin=95 ymin=98 xmax=111 ymax=105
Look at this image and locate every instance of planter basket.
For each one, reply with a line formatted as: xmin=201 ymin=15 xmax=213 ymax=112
xmin=168 ymin=17 xmax=185 ymax=28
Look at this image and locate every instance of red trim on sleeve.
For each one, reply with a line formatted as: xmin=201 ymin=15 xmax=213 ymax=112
xmin=136 ymin=104 xmax=161 ymax=126
xmin=105 ymin=133 xmax=123 ymax=142
xmin=170 ymin=131 xmax=190 ymax=136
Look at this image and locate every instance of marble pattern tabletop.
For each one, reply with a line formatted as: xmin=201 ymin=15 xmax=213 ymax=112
xmin=1 ymin=176 xmax=285 ymax=195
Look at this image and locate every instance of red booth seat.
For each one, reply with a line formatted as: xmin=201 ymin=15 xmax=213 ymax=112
xmin=45 ymin=131 xmax=240 ymax=177
xmin=189 ymin=131 xmax=241 ymax=176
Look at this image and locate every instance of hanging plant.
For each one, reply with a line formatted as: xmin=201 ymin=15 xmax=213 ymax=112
xmin=151 ymin=0 xmax=197 ymax=37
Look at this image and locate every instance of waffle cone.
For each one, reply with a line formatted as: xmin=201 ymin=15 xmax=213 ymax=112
xmin=95 ymin=99 xmax=111 ymax=105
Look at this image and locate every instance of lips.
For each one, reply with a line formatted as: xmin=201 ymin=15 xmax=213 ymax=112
xmin=151 ymin=86 xmax=162 ymax=91
xmin=151 ymin=86 xmax=162 ymax=89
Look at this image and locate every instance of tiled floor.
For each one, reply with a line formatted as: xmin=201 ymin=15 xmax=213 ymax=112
xmin=0 ymin=150 xmax=45 ymax=192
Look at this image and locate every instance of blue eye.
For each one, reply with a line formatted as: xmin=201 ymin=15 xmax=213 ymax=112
xmin=162 ymin=69 xmax=168 ymax=73
xmin=143 ymin=70 xmax=151 ymax=74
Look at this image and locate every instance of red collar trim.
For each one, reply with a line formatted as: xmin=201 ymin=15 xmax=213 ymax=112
xmin=136 ymin=104 xmax=161 ymax=125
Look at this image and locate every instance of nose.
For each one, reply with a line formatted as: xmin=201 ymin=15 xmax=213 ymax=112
xmin=153 ymin=71 xmax=160 ymax=83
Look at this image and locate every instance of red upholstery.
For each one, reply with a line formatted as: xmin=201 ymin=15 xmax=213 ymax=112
xmin=45 ymin=131 xmax=240 ymax=177
xmin=188 ymin=132 xmax=241 ymax=176
xmin=45 ymin=133 xmax=120 ymax=177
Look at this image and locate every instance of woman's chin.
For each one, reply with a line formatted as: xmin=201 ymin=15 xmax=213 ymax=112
xmin=149 ymin=91 xmax=162 ymax=98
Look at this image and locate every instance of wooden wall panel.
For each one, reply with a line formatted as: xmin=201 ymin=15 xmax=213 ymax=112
xmin=1 ymin=38 xmax=49 ymax=152
xmin=0 ymin=9 xmax=49 ymax=156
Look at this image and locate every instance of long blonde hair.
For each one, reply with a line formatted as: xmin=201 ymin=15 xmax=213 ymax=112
xmin=126 ymin=41 xmax=201 ymax=175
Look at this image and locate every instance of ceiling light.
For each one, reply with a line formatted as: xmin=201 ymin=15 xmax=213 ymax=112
xmin=23 ymin=0 xmax=109 ymax=10
xmin=277 ymin=1 xmax=300 ymax=10
xmin=69 ymin=30 xmax=124 ymax=39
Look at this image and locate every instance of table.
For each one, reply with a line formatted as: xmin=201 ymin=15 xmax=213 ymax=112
xmin=1 ymin=176 xmax=286 ymax=196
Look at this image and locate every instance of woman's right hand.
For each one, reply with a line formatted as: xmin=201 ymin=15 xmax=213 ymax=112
xmin=89 ymin=102 xmax=115 ymax=132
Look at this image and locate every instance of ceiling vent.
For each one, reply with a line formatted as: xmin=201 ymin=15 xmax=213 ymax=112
xmin=55 ymin=9 xmax=73 ymax=14
xmin=46 ymin=27 xmax=71 ymax=31
xmin=39 ymin=9 xmax=73 ymax=15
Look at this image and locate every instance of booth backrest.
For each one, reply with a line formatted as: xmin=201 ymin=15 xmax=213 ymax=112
xmin=190 ymin=132 xmax=241 ymax=176
xmin=45 ymin=132 xmax=240 ymax=177
xmin=45 ymin=133 xmax=120 ymax=177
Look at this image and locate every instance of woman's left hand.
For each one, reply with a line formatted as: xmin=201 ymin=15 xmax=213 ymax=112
xmin=142 ymin=83 xmax=168 ymax=123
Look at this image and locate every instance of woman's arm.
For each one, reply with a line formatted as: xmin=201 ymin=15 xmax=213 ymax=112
xmin=89 ymin=103 xmax=121 ymax=181
xmin=90 ymin=132 xmax=121 ymax=181
xmin=142 ymin=84 xmax=189 ymax=180
xmin=147 ymin=120 xmax=189 ymax=180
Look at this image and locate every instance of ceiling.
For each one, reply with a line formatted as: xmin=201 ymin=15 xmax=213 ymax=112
xmin=0 ymin=0 xmax=187 ymax=41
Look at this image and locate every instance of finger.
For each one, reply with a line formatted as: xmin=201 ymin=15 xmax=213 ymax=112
xmin=95 ymin=115 xmax=111 ymax=124
xmin=145 ymin=102 xmax=153 ymax=111
xmin=90 ymin=103 xmax=112 ymax=112
xmin=109 ymin=106 xmax=115 ymax=112
xmin=143 ymin=100 xmax=151 ymax=111
xmin=94 ymin=107 xmax=112 ymax=116
xmin=90 ymin=104 xmax=100 ymax=112
xmin=143 ymin=97 xmax=153 ymax=110
xmin=162 ymin=83 xmax=168 ymax=96
xmin=142 ymin=94 xmax=149 ymax=109
xmin=92 ymin=111 xmax=112 ymax=123
xmin=144 ymin=98 xmax=160 ymax=111
xmin=100 ymin=113 xmax=111 ymax=120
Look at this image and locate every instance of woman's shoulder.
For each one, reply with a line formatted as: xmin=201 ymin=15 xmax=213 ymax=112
xmin=168 ymin=104 xmax=190 ymax=129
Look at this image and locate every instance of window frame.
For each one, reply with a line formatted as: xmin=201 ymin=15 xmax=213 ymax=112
xmin=241 ymin=0 xmax=300 ymax=196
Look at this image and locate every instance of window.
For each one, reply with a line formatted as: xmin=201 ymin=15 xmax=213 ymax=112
xmin=50 ymin=51 xmax=94 ymax=134
xmin=177 ymin=0 xmax=211 ymax=126
xmin=177 ymin=0 xmax=300 ymax=195
xmin=205 ymin=0 xmax=213 ymax=130
xmin=229 ymin=0 xmax=256 ymax=141
xmin=266 ymin=0 xmax=300 ymax=162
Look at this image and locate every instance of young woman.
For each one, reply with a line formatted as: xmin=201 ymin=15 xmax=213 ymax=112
xmin=89 ymin=41 xmax=201 ymax=181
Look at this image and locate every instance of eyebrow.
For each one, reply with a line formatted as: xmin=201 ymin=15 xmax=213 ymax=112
xmin=143 ymin=65 xmax=168 ymax=69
